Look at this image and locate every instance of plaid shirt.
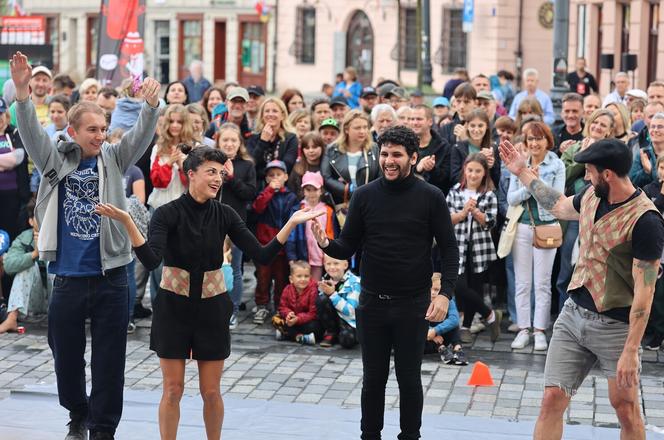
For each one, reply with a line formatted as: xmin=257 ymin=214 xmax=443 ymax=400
xmin=446 ymin=184 xmax=498 ymax=274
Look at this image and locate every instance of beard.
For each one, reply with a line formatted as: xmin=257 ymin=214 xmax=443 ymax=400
xmin=382 ymin=163 xmax=411 ymax=181
xmin=593 ymin=176 xmax=609 ymax=199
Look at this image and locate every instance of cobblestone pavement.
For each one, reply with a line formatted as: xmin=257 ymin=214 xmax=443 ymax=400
xmin=2 ymin=272 xmax=664 ymax=432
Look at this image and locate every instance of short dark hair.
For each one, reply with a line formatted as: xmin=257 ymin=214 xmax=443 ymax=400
xmin=99 ymin=87 xmax=118 ymax=99
xmin=48 ymin=94 xmax=71 ymax=112
xmin=562 ymin=92 xmax=583 ymax=105
xmin=497 ymin=70 xmax=515 ymax=81
xmin=377 ymin=125 xmax=419 ymax=158
xmin=182 ymin=146 xmax=227 ymax=174
xmin=310 ymin=97 xmax=330 ymax=112
xmin=453 ymin=82 xmax=477 ymax=100
xmin=52 ymin=74 xmax=75 ymax=90
xmin=26 ymin=198 xmax=36 ymax=219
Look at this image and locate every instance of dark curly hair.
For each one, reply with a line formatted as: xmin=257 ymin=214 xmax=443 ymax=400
xmin=376 ymin=125 xmax=419 ymax=158
xmin=182 ymin=146 xmax=227 ymax=174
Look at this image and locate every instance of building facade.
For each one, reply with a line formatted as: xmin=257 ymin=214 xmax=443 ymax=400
xmin=11 ymin=0 xmax=664 ymax=95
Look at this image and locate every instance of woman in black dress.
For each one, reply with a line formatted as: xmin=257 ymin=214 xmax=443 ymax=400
xmin=96 ymin=146 xmax=323 ymax=440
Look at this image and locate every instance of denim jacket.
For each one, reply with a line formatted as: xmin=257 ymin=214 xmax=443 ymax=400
xmin=507 ymin=150 xmax=565 ymax=222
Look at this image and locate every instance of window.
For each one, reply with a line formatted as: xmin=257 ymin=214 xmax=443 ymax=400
xmin=439 ymin=8 xmax=466 ymax=72
xmin=154 ymin=20 xmax=170 ymax=84
xmin=86 ymin=15 xmax=99 ymax=70
xmin=179 ymin=18 xmax=202 ymax=77
xmin=400 ymin=8 xmax=417 ymax=70
xmin=294 ymin=6 xmax=316 ymax=64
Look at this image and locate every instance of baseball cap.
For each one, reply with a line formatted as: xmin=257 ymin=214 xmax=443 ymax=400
xmin=411 ymin=89 xmax=423 ymax=97
xmin=361 ymin=86 xmax=377 ymax=98
xmin=387 ymin=87 xmax=407 ymax=99
xmin=433 ymin=97 xmax=450 ymax=107
xmin=226 ymin=87 xmax=249 ymax=102
xmin=301 ymin=171 xmax=324 ymax=189
xmin=32 ymin=65 xmax=52 ymax=79
xmin=265 ymin=160 xmax=287 ymax=173
xmin=247 ymin=85 xmax=265 ymax=96
xmin=0 ymin=98 xmax=8 ymax=114
xmin=330 ymin=96 xmax=348 ymax=107
xmin=377 ymin=83 xmax=396 ymax=98
xmin=319 ymin=118 xmax=339 ymax=131
xmin=626 ymin=89 xmax=647 ymax=101
xmin=477 ymin=90 xmax=495 ymax=101
xmin=573 ymin=138 xmax=632 ymax=176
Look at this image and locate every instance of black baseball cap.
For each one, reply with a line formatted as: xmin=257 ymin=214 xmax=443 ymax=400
xmin=330 ymin=96 xmax=348 ymax=107
xmin=361 ymin=87 xmax=377 ymax=98
xmin=247 ymin=85 xmax=265 ymax=96
xmin=573 ymin=139 xmax=632 ymax=176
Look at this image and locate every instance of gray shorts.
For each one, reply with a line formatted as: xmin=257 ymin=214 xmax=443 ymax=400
xmin=544 ymin=298 xmax=640 ymax=396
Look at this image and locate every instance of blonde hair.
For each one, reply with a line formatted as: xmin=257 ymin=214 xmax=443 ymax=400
xmin=336 ymin=110 xmax=372 ymax=153
xmin=79 ymin=78 xmax=100 ymax=95
xmin=185 ymin=103 xmax=209 ymax=142
xmin=605 ymin=102 xmax=631 ymax=136
xmin=582 ymin=109 xmax=615 ymax=138
xmin=290 ymin=260 xmax=311 ymax=274
xmin=216 ymin=122 xmax=253 ymax=162
xmin=253 ymin=97 xmax=294 ymax=141
xmin=288 ymin=109 xmax=312 ymax=130
xmin=156 ymin=104 xmax=195 ymax=157
xmin=67 ymin=101 xmax=106 ymax=129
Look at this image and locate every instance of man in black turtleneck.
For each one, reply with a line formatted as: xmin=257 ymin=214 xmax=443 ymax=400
xmin=312 ymin=126 xmax=458 ymax=440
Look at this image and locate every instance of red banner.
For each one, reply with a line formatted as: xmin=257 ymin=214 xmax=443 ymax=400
xmin=96 ymin=0 xmax=146 ymax=88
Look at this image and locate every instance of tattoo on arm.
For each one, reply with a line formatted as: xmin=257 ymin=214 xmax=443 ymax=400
xmin=528 ymin=179 xmax=564 ymax=211
xmin=631 ymin=308 xmax=650 ymax=320
xmin=636 ymin=260 xmax=659 ymax=287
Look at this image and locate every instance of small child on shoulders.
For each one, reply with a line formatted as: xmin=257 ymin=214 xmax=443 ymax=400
xmin=316 ymin=255 xmax=360 ymax=348
xmin=272 ymin=261 xmax=322 ymax=345
xmin=286 ymin=171 xmax=337 ymax=281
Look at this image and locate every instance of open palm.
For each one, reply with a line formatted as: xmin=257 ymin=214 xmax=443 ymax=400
xmin=498 ymin=140 xmax=527 ymax=176
xmin=10 ymin=52 xmax=32 ymax=90
xmin=290 ymin=207 xmax=325 ymax=225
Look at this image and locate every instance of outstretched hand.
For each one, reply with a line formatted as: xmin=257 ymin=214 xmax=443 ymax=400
xmin=310 ymin=217 xmax=330 ymax=248
xmin=289 ymin=207 xmax=325 ymax=225
xmin=95 ymin=203 xmax=132 ymax=225
xmin=9 ymin=52 xmax=32 ymax=100
xmin=498 ymin=140 xmax=528 ymax=177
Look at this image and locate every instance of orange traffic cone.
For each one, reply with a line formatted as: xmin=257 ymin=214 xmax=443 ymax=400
xmin=467 ymin=361 xmax=494 ymax=386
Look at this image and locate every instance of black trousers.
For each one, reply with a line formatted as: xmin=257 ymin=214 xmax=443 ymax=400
xmin=356 ymin=291 xmax=429 ymax=440
xmin=316 ymin=294 xmax=358 ymax=348
xmin=455 ymin=269 xmax=491 ymax=328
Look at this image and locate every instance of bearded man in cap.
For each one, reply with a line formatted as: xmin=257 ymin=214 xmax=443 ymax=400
xmin=500 ymin=138 xmax=664 ymax=440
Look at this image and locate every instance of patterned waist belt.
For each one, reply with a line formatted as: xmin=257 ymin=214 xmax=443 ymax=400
xmin=160 ymin=266 xmax=227 ymax=299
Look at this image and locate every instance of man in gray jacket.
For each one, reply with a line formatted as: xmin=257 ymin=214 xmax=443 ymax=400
xmin=10 ymin=52 xmax=161 ymax=440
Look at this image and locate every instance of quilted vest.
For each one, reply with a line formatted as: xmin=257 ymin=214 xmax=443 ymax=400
xmin=568 ymin=189 xmax=657 ymax=312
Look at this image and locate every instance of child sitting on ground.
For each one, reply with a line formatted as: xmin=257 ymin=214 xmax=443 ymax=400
xmin=286 ymin=171 xmax=336 ymax=281
xmin=425 ymin=275 xmax=468 ymax=365
xmin=272 ymin=260 xmax=321 ymax=345
xmin=316 ymin=255 xmax=360 ymax=348
xmin=0 ymin=199 xmax=50 ymax=333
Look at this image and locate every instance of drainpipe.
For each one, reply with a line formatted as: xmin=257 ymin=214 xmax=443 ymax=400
xmin=515 ymin=0 xmax=523 ymax=90
xmin=271 ymin=0 xmax=279 ymax=93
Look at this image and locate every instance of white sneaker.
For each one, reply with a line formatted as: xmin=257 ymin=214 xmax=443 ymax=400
xmin=229 ymin=313 xmax=238 ymax=330
xmin=275 ymin=329 xmax=284 ymax=341
xmin=470 ymin=322 xmax=486 ymax=334
xmin=511 ymin=329 xmax=531 ymax=349
xmin=534 ymin=331 xmax=548 ymax=351
xmin=253 ymin=307 xmax=270 ymax=325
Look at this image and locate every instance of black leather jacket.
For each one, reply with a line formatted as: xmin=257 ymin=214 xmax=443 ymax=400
xmin=320 ymin=143 xmax=381 ymax=204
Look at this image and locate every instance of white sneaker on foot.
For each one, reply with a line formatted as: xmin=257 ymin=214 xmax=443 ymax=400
xmin=534 ymin=331 xmax=548 ymax=351
xmin=511 ymin=329 xmax=531 ymax=349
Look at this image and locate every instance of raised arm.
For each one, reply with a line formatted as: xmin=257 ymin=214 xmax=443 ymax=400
xmin=499 ymin=140 xmax=580 ymax=221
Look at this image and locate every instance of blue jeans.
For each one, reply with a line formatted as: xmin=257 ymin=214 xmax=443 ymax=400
xmin=229 ymin=244 xmax=244 ymax=314
xmin=556 ymin=221 xmax=579 ymax=312
xmin=47 ymin=266 xmax=129 ymax=434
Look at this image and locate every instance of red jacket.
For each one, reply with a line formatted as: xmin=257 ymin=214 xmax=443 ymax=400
xmin=278 ymin=279 xmax=318 ymax=324
xmin=151 ymin=155 xmax=187 ymax=188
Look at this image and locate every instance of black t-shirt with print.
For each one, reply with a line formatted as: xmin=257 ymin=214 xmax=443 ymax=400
xmin=569 ymin=185 xmax=664 ymax=322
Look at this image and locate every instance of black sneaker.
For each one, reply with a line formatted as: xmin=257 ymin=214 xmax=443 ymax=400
xmin=133 ymin=304 xmax=152 ymax=319
xmin=439 ymin=345 xmax=456 ymax=364
xmin=64 ymin=418 xmax=87 ymax=440
xmin=90 ymin=432 xmax=114 ymax=440
xmin=645 ymin=333 xmax=664 ymax=351
xmin=453 ymin=347 xmax=469 ymax=366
